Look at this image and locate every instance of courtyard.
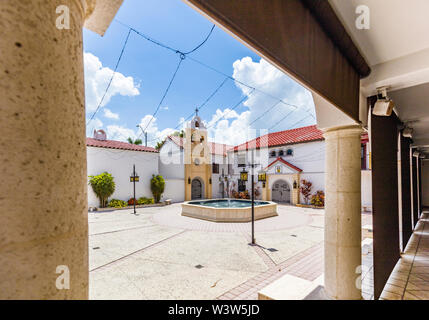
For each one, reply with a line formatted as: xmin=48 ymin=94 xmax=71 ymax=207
xmin=89 ymin=204 xmax=373 ymax=300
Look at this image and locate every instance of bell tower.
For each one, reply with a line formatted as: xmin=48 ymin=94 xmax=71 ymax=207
xmin=184 ymin=110 xmax=212 ymax=201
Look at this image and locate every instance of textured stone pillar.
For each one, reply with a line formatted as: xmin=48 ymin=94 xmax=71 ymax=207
xmin=0 ymin=0 xmax=89 ymax=299
xmin=323 ymin=125 xmax=363 ymax=300
xmin=292 ymin=173 xmax=300 ymax=204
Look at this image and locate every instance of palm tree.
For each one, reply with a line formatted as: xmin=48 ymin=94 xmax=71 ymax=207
xmin=155 ymin=141 xmax=164 ymax=150
xmin=171 ymin=130 xmax=185 ymax=138
xmin=127 ymin=137 xmax=143 ymax=145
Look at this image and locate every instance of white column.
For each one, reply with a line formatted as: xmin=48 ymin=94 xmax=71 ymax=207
xmin=0 ymin=0 xmax=89 ymax=299
xmin=323 ymin=125 xmax=363 ymax=300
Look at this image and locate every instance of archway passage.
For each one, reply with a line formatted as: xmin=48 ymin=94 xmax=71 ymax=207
xmin=272 ymin=180 xmax=291 ymax=203
xmin=191 ymin=178 xmax=203 ymax=200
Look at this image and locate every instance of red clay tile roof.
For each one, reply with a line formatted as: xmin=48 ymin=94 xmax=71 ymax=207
xmin=265 ymin=157 xmax=303 ymax=172
xmin=167 ymin=136 xmax=232 ymax=156
xmin=233 ymin=125 xmax=323 ymax=151
xmin=86 ymin=138 xmax=158 ymax=153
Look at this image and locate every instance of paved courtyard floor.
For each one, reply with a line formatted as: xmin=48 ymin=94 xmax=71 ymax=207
xmin=89 ymin=203 xmax=373 ymax=300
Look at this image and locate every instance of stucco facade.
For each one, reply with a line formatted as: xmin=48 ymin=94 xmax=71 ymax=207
xmin=87 ymin=146 xmax=159 ymax=207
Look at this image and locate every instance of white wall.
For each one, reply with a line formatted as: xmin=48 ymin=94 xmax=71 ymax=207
xmin=159 ymin=139 xmax=184 ymax=179
xmin=162 ymin=178 xmax=185 ymax=203
xmin=229 ymin=140 xmax=326 ymax=198
xmin=87 ymin=147 xmax=159 ymax=207
xmin=361 ymin=170 xmax=372 ymax=209
xmin=422 ymin=160 xmax=429 ymax=207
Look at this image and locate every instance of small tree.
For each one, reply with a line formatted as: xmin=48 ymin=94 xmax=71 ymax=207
xmin=311 ymin=190 xmax=325 ymax=207
xmin=300 ymin=179 xmax=313 ymax=204
xmin=151 ymin=174 xmax=165 ymax=203
xmin=127 ymin=137 xmax=142 ymax=145
xmin=89 ymin=172 xmax=115 ymax=208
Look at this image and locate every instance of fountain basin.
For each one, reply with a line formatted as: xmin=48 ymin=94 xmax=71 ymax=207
xmin=181 ymin=199 xmax=278 ymax=222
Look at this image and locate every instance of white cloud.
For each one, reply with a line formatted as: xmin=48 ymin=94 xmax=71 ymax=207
xmin=105 ymin=125 xmax=136 ymax=142
xmin=232 ymin=57 xmax=315 ymax=130
xmin=138 ymin=115 xmax=176 ymax=145
xmin=206 ymin=57 xmax=315 ymax=146
xmin=103 ymin=115 xmax=179 ymax=147
xmin=103 ymin=108 xmax=119 ymax=120
xmin=84 ymin=52 xmax=140 ymax=113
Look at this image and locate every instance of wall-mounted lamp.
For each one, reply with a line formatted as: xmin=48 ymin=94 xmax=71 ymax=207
xmin=262 ymin=182 xmax=266 ymax=188
xmin=188 ymin=177 xmax=191 ymax=184
xmin=209 ymin=178 xmax=212 ymax=185
xmin=373 ymin=86 xmax=394 ymax=116
xmin=402 ymin=127 xmax=413 ymax=138
xmin=293 ymin=180 xmax=298 ymax=189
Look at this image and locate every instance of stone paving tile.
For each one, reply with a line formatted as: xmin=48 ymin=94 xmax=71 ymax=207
xmin=89 ymin=204 xmax=376 ymax=300
xmin=380 ymin=211 xmax=429 ymax=300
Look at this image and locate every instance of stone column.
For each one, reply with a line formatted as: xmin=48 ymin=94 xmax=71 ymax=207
xmin=292 ymin=173 xmax=300 ymax=204
xmin=323 ymin=125 xmax=363 ymax=300
xmin=0 ymin=0 xmax=90 ymax=299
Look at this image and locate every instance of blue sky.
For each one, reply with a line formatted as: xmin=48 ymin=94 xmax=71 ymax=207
xmin=83 ymin=0 xmax=315 ymax=147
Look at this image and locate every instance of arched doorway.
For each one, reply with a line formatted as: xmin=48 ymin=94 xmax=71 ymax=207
xmin=272 ymin=180 xmax=291 ymax=203
xmin=191 ymin=178 xmax=204 ymax=200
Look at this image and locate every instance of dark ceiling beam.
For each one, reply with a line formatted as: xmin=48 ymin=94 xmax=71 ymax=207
xmin=301 ymin=0 xmax=371 ymax=78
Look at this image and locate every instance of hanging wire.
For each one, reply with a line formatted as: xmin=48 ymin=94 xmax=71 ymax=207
xmin=182 ymin=24 xmax=216 ymax=55
xmin=86 ymin=29 xmax=132 ymax=127
xmin=174 ymin=77 xmax=229 ymax=131
xmin=207 ymin=88 xmax=255 ymax=129
xmin=103 ymin=22 xmax=316 ymax=146
xmin=113 ymin=21 xmax=315 ymax=121
xmin=249 ymin=100 xmax=282 ymax=126
xmin=138 ymin=55 xmax=185 ymax=138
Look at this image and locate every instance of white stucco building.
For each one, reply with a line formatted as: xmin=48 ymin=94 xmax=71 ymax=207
xmin=87 ymin=130 xmax=159 ymax=208
xmin=86 ymin=120 xmax=370 ymax=207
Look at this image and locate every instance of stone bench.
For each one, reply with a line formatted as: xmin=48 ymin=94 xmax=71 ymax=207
xmin=258 ymin=274 xmax=323 ymax=300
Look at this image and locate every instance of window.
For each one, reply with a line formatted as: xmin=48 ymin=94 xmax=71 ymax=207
xmin=270 ymin=150 xmax=276 ymax=157
xmin=212 ymin=163 xmax=219 ymax=174
xmin=286 ymin=149 xmax=293 ymax=156
xmin=237 ymin=153 xmax=246 ymax=167
xmin=278 ymin=150 xmax=284 ymax=156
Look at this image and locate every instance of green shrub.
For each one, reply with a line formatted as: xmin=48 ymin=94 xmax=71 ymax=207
xmin=310 ymin=190 xmax=325 ymax=207
xmin=108 ymin=199 xmax=127 ymax=208
xmin=89 ymin=172 xmax=115 ymax=208
xmin=137 ymin=197 xmax=155 ymax=205
xmin=150 ymin=175 xmax=165 ymax=203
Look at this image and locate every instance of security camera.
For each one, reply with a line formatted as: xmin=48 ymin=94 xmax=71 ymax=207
xmin=373 ymin=86 xmax=395 ymax=116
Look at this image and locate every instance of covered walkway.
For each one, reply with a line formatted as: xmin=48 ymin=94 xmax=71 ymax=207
xmin=380 ymin=211 xmax=429 ymax=300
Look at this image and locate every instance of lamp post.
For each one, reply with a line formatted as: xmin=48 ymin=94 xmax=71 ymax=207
xmin=130 ymin=164 xmax=139 ymax=215
xmin=241 ymin=151 xmax=260 ymax=245
xmin=136 ymin=124 xmax=148 ymax=147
